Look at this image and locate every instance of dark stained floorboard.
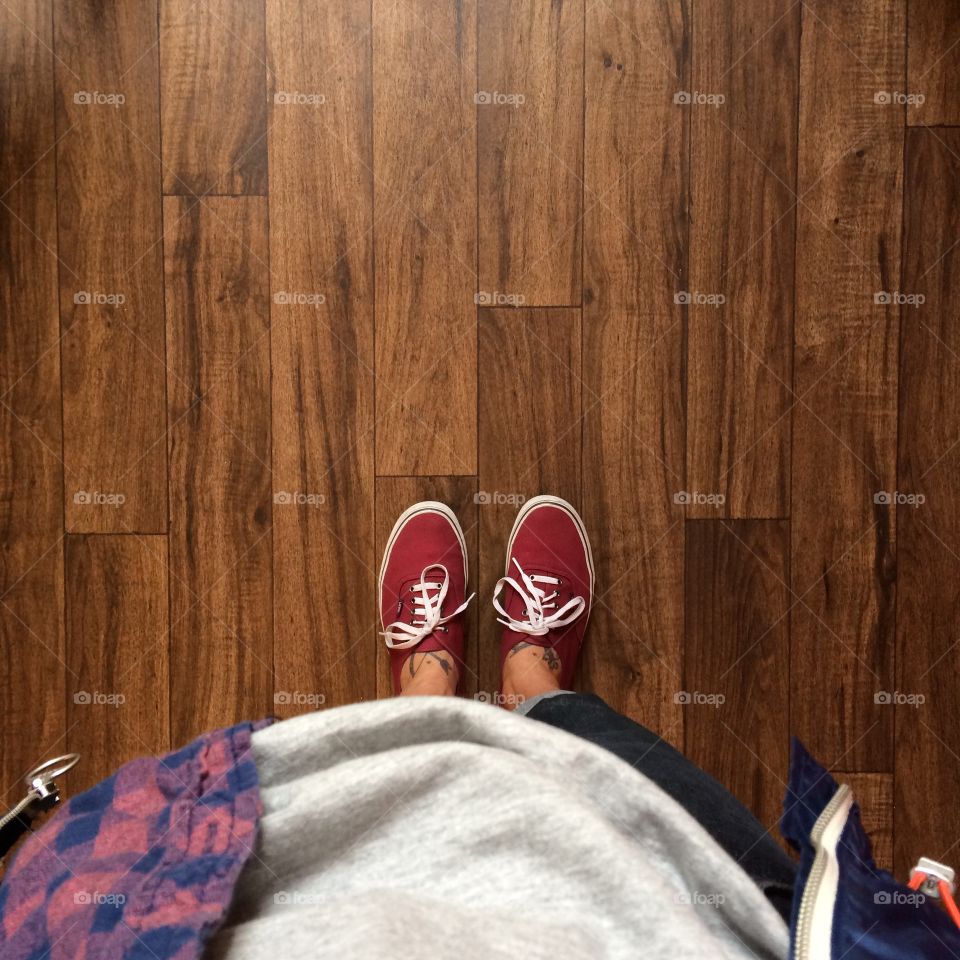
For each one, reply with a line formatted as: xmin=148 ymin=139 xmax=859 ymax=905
xmin=267 ymin=0 xmax=376 ymax=715
xmin=55 ymin=0 xmax=168 ymax=533
xmin=580 ymin=0 xmax=687 ymax=747
xmin=895 ymin=127 xmax=960 ymax=877
xmin=790 ymin=0 xmax=902 ymax=773
xmin=477 ymin=0 xmax=583 ymax=306
xmin=65 ymin=535 xmax=169 ymax=792
xmin=686 ymin=0 xmax=798 ymax=518
xmin=160 ymin=0 xmax=268 ymax=195
xmin=165 ymin=197 xmax=273 ymax=743
xmin=685 ymin=520 xmax=790 ymax=840
xmin=0 ymin=0 xmax=66 ymax=807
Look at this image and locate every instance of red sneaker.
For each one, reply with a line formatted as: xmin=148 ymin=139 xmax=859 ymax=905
xmin=379 ymin=502 xmax=474 ymax=695
xmin=494 ymin=495 xmax=594 ymax=690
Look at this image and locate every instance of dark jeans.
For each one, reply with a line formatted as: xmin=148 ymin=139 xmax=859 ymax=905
xmin=526 ymin=692 xmax=796 ymax=923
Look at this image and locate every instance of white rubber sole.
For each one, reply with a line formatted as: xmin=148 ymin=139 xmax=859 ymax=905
xmin=378 ymin=501 xmax=469 ymax=622
xmin=503 ymin=494 xmax=595 ymax=598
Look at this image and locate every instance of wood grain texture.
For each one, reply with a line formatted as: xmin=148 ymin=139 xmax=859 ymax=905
xmin=160 ymin=0 xmax=268 ymax=195
xmin=835 ymin=772 xmax=893 ymax=872
xmin=895 ymin=128 xmax=960 ymax=876
xmin=55 ymin=0 xmax=168 ymax=533
xmin=66 ymin=536 xmax=169 ymax=792
xmin=165 ymin=197 xmax=273 ymax=743
xmin=477 ymin=0 xmax=583 ymax=306
xmin=478 ymin=308 xmax=580 ymax=695
xmin=375 ymin=477 xmax=479 ymax=699
xmin=373 ymin=0 xmax=477 ymax=475
xmin=267 ymin=0 xmax=376 ymax=716
xmin=685 ymin=520 xmax=790 ymax=837
xmin=907 ymin=2 xmax=960 ymax=126
xmin=686 ymin=0 xmax=798 ymax=518
xmin=0 ymin=0 xmax=66 ymax=799
xmin=581 ymin=0 xmax=686 ymax=745
xmin=790 ymin=0 xmax=902 ymax=771
xmin=7 ymin=0 xmax=960 ymax=874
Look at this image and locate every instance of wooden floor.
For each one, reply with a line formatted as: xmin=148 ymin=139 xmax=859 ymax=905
xmin=3 ymin=0 xmax=960 ymax=878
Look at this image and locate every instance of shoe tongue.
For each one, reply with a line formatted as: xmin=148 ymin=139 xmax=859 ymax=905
xmin=398 ymin=574 xmax=447 ymax=622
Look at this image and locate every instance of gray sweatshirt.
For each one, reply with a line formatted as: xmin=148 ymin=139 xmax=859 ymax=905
xmin=208 ymin=696 xmax=789 ymax=959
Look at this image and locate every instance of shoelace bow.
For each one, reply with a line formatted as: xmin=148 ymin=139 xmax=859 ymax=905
xmin=493 ymin=558 xmax=585 ymax=636
xmin=381 ymin=563 xmax=475 ymax=650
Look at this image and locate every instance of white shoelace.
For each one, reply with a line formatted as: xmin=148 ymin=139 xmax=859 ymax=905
xmin=492 ymin=558 xmax=585 ymax=636
xmin=382 ymin=563 xmax=475 ymax=650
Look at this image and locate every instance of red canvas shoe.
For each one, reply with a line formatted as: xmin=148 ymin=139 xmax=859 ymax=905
xmin=379 ymin=502 xmax=474 ymax=694
xmin=494 ymin=495 xmax=594 ymax=690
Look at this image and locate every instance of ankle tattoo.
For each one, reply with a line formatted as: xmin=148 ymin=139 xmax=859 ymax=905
xmin=408 ymin=651 xmax=453 ymax=678
xmin=507 ymin=642 xmax=561 ymax=673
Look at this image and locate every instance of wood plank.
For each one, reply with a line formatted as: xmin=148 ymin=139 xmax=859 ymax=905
xmin=834 ymin=772 xmax=893 ymax=872
xmin=685 ymin=520 xmax=790 ymax=837
xmin=477 ymin=308 xmax=580 ymax=697
xmin=55 ymin=0 xmax=167 ymax=533
xmin=686 ymin=0 xmax=798 ymax=518
xmin=0 ymin=0 xmax=66 ymax=800
xmin=160 ymin=0 xmax=268 ymax=195
xmin=375 ymin=478 xmax=479 ymax=700
xmin=895 ymin=127 xmax=960 ymax=876
xmin=907 ymin=2 xmax=960 ymax=126
xmin=66 ymin=536 xmax=169 ymax=792
xmin=267 ymin=0 xmax=375 ymax=716
xmin=790 ymin=0 xmax=902 ymax=771
xmin=165 ymin=197 xmax=273 ymax=743
xmin=373 ymin=0 xmax=477 ymax=475
xmin=581 ymin=0 xmax=686 ymax=745
xmin=477 ymin=0 xmax=583 ymax=306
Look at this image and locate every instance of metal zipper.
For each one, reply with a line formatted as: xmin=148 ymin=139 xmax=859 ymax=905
xmin=794 ymin=782 xmax=852 ymax=960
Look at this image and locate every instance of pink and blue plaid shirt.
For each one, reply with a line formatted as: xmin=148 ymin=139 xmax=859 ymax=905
xmin=0 ymin=721 xmax=269 ymax=960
